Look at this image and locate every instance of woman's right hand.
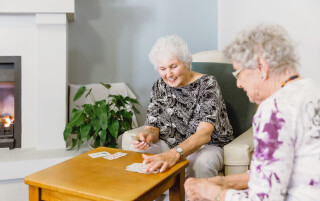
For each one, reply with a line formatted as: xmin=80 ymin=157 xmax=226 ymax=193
xmin=132 ymin=127 xmax=159 ymax=150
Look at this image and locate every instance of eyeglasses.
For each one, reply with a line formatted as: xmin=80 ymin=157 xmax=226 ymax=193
xmin=232 ymin=68 xmax=243 ymax=79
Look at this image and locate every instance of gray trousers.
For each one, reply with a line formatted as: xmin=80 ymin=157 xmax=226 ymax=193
xmin=128 ymin=139 xmax=224 ymax=178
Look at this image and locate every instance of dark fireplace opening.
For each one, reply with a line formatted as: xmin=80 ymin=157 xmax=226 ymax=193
xmin=0 ymin=56 xmax=21 ymax=149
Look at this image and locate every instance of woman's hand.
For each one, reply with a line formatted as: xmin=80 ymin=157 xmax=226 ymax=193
xmin=132 ymin=127 xmax=159 ymax=150
xmin=208 ymin=172 xmax=249 ymax=190
xmin=142 ymin=149 xmax=180 ymax=173
xmin=185 ymin=177 xmax=223 ymax=201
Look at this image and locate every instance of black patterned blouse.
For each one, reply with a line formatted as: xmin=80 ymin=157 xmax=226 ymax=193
xmin=145 ymin=75 xmax=234 ymax=149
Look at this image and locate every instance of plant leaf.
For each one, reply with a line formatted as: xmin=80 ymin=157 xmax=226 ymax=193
xmin=124 ymin=96 xmax=139 ymax=104
xmin=109 ymin=95 xmax=125 ymax=108
xmin=77 ymin=140 xmax=82 ymax=150
xmin=120 ymin=121 xmax=131 ymax=133
xmin=73 ymin=86 xmax=86 ymax=102
xmin=120 ymin=109 xmax=133 ymax=120
xmin=80 ymin=124 xmax=91 ymax=142
xmin=87 ymin=133 xmax=92 ymax=141
xmin=98 ymin=100 xmax=107 ymax=112
xmin=100 ymin=82 xmax=111 ymax=89
xmin=100 ymin=112 xmax=109 ymax=130
xmin=93 ymin=104 xmax=102 ymax=118
xmin=109 ymin=120 xmax=119 ymax=139
xmin=63 ymin=124 xmax=73 ymax=141
xmin=92 ymin=118 xmax=101 ymax=132
xmin=99 ymin=130 xmax=106 ymax=146
xmin=83 ymin=104 xmax=93 ymax=114
xmin=69 ymin=110 xmax=84 ymax=127
xmin=72 ymin=108 xmax=78 ymax=113
xmin=68 ymin=138 xmax=78 ymax=150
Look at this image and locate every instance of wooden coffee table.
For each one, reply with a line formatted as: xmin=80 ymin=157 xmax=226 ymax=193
xmin=24 ymin=147 xmax=189 ymax=201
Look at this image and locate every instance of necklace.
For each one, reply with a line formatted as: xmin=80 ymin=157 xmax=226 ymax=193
xmin=281 ymin=74 xmax=300 ymax=87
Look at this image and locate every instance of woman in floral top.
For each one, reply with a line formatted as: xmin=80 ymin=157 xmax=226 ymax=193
xmin=185 ymin=24 xmax=320 ymax=201
xmin=131 ymin=35 xmax=233 ymax=178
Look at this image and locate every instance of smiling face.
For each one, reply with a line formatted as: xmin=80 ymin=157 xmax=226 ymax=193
xmin=233 ymin=61 xmax=265 ymax=104
xmin=157 ymin=56 xmax=191 ymax=88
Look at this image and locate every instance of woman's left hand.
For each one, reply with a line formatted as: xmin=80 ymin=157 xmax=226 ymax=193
xmin=185 ymin=178 xmax=222 ymax=201
xmin=142 ymin=149 xmax=180 ymax=173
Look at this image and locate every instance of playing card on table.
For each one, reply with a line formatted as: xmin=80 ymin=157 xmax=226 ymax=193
xmin=103 ymin=152 xmax=127 ymax=160
xmin=88 ymin=151 xmax=111 ymax=158
xmin=126 ymin=163 xmax=160 ymax=174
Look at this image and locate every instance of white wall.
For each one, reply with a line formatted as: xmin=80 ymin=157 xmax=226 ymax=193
xmin=68 ymin=0 xmax=219 ymax=125
xmin=0 ymin=179 xmax=28 ymax=201
xmin=218 ymin=0 xmax=320 ymax=80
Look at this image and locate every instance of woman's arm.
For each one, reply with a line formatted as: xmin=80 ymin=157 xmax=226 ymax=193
xmin=184 ymin=172 xmax=249 ymax=201
xmin=175 ymin=121 xmax=214 ymax=157
xmin=133 ymin=80 xmax=162 ymax=150
xmin=143 ymin=121 xmax=214 ymax=172
xmin=208 ymin=172 xmax=249 ymax=190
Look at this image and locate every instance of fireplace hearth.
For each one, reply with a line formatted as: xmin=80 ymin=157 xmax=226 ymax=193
xmin=0 ymin=56 xmax=21 ymax=149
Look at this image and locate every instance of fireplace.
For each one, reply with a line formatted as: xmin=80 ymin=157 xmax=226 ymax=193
xmin=0 ymin=56 xmax=21 ymax=149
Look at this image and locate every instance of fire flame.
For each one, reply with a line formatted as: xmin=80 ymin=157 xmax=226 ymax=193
xmin=4 ymin=117 xmax=11 ymax=127
xmin=1 ymin=116 xmax=13 ymax=128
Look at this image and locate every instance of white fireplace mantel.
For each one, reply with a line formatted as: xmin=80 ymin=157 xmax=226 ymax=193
xmin=0 ymin=0 xmax=76 ymax=180
xmin=0 ymin=0 xmax=75 ymax=21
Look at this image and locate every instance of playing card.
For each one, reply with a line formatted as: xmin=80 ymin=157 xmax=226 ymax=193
xmin=131 ymin=136 xmax=151 ymax=146
xmin=88 ymin=151 xmax=111 ymax=158
xmin=103 ymin=152 xmax=127 ymax=160
xmin=126 ymin=163 xmax=159 ymax=174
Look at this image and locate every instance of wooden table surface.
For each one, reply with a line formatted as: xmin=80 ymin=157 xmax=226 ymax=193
xmin=24 ymin=147 xmax=189 ymax=201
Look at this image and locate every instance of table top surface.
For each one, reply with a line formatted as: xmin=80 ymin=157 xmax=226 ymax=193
xmin=24 ymin=147 xmax=189 ymax=201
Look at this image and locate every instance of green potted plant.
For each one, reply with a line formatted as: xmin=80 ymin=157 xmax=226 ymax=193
xmin=63 ymin=82 xmax=139 ymax=150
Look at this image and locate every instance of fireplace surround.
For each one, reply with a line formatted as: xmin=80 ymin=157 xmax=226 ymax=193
xmin=0 ymin=56 xmax=21 ymax=149
xmin=0 ymin=0 xmax=76 ymax=181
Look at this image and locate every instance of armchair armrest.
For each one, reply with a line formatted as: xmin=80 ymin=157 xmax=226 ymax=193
xmin=223 ymin=127 xmax=254 ymax=175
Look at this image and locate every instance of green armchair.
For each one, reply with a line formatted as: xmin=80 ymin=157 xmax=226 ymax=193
xmin=192 ymin=50 xmax=256 ymax=175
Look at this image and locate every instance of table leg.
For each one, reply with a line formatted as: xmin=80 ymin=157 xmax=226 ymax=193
xmin=169 ymin=170 xmax=185 ymax=201
xmin=29 ymin=185 xmax=41 ymax=201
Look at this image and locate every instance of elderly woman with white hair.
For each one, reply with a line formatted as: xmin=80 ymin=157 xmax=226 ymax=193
xmin=131 ymin=35 xmax=233 ymax=178
xmin=184 ymin=24 xmax=320 ymax=201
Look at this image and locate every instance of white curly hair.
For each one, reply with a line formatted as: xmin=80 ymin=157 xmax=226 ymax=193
xmin=224 ymin=24 xmax=299 ymax=75
xmin=148 ymin=35 xmax=192 ymax=70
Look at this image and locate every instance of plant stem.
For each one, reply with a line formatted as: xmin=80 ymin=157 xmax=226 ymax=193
xmin=90 ymin=92 xmax=96 ymax=103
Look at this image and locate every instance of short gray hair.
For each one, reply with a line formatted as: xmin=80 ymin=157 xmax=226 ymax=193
xmin=148 ymin=35 xmax=192 ymax=70
xmin=224 ymin=24 xmax=299 ymax=75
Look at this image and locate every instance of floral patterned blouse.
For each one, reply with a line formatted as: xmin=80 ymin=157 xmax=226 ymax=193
xmin=225 ymin=79 xmax=320 ymax=201
xmin=145 ymin=75 xmax=233 ymax=149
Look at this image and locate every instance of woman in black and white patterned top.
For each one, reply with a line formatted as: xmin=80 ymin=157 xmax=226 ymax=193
xmin=132 ymin=35 xmax=233 ymax=178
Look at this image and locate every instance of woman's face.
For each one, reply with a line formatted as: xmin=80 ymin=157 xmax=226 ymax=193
xmin=157 ymin=56 xmax=190 ymax=88
xmin=233 ymin=62 xmax=266 ymax=104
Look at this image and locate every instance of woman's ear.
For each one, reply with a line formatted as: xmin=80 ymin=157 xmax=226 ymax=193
xmin=258 ymin=56 xmax=269 ymax=80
